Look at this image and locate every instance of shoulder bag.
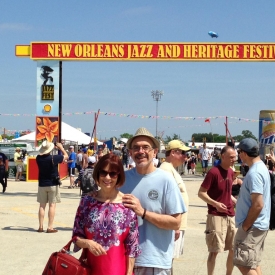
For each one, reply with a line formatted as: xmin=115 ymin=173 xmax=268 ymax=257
xmin=42 ymin=238 xmax=91 ymax=275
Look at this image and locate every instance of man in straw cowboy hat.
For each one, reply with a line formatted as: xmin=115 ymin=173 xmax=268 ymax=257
xmin=160 ymin=140 xmax=191 ymax=273
xmin=121 ymin=127 xmax=186 ymax=275
xmin=36 ymin=141 xmax=68 ymax=233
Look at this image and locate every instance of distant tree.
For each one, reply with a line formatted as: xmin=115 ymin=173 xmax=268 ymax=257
xmin=191 ymin=129 xmax=257 ymax=144
xmin=1 ymin=134 xmax=14 ymax=140
xmin=191 ymin=133 xmax=216 ymax=142
xmin=232 ymin=135 xmax=244 ymax=142
xmin=241 ymin=130 xmax=257 ymax=140
xmin=213 ymin=134 xmax=226 ymax=143
xmin=164 ymin=134 xmax=181 ymax=143
xmin=120 ymin=133 xmax=133 ymax=139
xmin=232 ymin=130 xmax=257 ymax=142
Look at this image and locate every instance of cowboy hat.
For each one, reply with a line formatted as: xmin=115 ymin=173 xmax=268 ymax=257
xmin=39 ymin=140 xmax=54 ymax=155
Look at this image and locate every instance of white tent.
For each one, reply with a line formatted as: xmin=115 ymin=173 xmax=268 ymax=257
xmin=12 ymin=122 xmax=102 ymax=145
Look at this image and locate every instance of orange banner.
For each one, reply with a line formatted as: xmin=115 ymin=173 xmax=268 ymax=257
xmin=15 ymin=42 xmax=275 ymax=61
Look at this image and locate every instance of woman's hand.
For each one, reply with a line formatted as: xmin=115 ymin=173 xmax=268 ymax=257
xmin=86 ymin=239 xmax=107 ymax=256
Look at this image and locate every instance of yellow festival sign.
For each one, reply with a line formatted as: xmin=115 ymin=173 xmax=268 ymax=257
xmin=16 ymin=42 xmax=275 ymax=61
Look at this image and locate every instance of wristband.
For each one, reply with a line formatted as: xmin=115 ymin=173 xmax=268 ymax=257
xmin=142 ymin=208 xmax=147 ymax=219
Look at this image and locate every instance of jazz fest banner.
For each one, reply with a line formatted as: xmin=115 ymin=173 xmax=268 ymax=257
xmin=36 ymin=61 xmax=59 ymax=146
xmin=15 ymin=42 xmax=275 ymax=61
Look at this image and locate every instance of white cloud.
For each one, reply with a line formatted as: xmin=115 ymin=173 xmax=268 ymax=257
xmin=0 ymin=23 xmax=32 ymax=31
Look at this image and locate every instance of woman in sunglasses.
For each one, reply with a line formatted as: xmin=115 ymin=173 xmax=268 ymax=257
xmin=72 ymin=153 xmax=141 ymax=275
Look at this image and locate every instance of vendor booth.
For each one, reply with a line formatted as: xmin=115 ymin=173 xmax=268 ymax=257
xmin=12 ymin=122 xmax=102 ymax=182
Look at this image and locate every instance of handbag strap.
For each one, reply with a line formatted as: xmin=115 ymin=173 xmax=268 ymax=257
xmin=62 ymin=238 xmax=88 ymax=263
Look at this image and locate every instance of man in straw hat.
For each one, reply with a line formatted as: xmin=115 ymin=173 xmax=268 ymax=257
xmin=36 ymin=141 xmax=68 ymax=233
xmin=121 ymin=127 xmax=186 ymax=275
xmin=160 ymin=140 xmax=191 ymax=273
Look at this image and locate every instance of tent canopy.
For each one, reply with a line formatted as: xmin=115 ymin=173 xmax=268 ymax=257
xmin=12 ymin=122 xmax=102 ymax=145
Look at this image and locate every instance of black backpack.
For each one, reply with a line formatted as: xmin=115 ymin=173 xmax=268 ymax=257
xmin=80 ymin=167 xmax=98 ymax=194
xmin=269 ymin=172 xmax=275 ymax=230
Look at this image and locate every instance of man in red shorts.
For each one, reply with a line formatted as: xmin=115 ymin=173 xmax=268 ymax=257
xmin=198 ymin=145 xmax=237 ymax=275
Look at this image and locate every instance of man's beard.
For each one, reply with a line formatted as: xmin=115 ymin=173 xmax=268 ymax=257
xmin=134 ymin=153 xmax=153 ymax=168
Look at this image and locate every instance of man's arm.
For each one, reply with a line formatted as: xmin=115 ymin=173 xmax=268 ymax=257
xmin=198 ymin=186 xmax=228 ymax=213
xmin=126 ymin=257 xmax=135 ymax=275
xmin=242 ymin=193 xmax=264 ymax=231
xmin=122 ymin=194 xmax=182 ymax=230
xmin=143 ymin=211 xmax=181 ymax=230
xmin=56 ymin=143 xmax=68 ymax=161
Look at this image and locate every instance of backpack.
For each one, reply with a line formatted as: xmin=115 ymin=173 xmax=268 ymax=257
xmin=269 ymin=172 xmax=275 ymax=230
xmin=80 ymin=168 xmax=98 ymax=194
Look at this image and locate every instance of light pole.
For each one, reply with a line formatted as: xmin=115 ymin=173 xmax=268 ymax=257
xmin=151 ymin=90 xmax=164 ymax=139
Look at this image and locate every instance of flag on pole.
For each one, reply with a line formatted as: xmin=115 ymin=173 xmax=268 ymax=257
xmin=205 ymin=118 xmax=210 ymax=123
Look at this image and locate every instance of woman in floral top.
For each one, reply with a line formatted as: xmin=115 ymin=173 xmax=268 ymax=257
xmin=73 ymin=154 xmax=141 ymax=275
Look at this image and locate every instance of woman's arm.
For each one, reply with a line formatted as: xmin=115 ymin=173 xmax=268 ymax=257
xmin=126 ymin=257 xmax=135 ymax=275
xmin=75 ymin=237 xmax=107 ymax=256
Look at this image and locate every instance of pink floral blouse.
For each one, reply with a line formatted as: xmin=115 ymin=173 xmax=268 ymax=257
xmin=73 ymin=196 xmax=141 ymax=275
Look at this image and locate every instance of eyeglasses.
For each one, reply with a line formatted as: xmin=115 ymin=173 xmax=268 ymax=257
xmin=131 ymin=145 xmax=154 ymax=152
xmin=99 ymin=170 xmax=119 ymax=179
xmin=174 ymin=149 xmax=186 ymax=155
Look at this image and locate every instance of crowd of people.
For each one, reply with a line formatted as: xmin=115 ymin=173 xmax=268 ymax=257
xmin=0 ymin=130 xmax=273 ymax=275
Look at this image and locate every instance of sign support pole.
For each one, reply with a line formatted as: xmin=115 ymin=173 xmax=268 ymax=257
xmin=59 ymin=61 xmax=62 ymax=142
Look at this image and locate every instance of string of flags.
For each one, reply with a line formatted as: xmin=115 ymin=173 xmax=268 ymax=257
xmin=0 ymin=117 xmax=253 ymax=135
xmin=0 ymin=110 xmax=261 ymax=122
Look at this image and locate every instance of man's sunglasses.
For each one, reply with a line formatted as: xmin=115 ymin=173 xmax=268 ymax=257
xmin=99 ymin=170 xmax=119 ymax=179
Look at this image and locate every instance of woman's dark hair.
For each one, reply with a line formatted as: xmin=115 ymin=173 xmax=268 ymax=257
xmin=93 ymin=153 xmax=125 ymax=187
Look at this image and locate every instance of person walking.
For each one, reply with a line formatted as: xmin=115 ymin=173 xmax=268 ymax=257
xmin=76 ymin=148 xmax=83 ymax=173
xmin=120 ymin=127 xmax=186 ymax=275
xmin=234 ymin=138 xmax=271 ymax=275
xmin=198 ymin=146 xmax=237 ymax=275
xmin=121 ymin=144 xmax=129 ymax=169
xmin=0 ymin=151 xmax=8 ymax=192
xmin=36 ymin=141 xmax=68 ymax=233
xmin=160 ymin=139 xmax=191 ymax=274
xmin=0 ymin=155 xmax=7 ymax=193
xmin=14 ymin=147 xmax=23 ymax=181
xmin=67 ymin=145 xmax=77 ymax=188
xmin=199 ymin=143 xmax=211 ymax=176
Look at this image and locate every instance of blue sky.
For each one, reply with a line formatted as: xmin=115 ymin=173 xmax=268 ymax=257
xmin=1 ymin=1 xmax=275 ymax=142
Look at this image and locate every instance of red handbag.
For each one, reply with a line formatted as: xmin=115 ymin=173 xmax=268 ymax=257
xmin=42 ymin=238 xmax=91 ymax=275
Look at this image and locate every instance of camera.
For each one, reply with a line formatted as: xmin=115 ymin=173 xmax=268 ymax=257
xmin=52 ymin=175 xmax=62 ymax=186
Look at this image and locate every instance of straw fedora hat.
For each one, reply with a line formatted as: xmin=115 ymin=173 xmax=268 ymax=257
xmin=39 ymin=140 xmax=54 ymax=155
xmin=126 ymin=127 xmax=160 ymax=149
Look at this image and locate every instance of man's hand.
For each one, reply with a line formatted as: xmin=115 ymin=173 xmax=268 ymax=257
xmin=214 ymin=202 xmax=228 ymax=213
xmin=122 ymin=194 xmax=144 ymax=217
xmin=174 ymin=230 xmax=180 ymax=241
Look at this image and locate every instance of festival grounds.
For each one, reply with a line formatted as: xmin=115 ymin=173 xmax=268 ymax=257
xmin=1 ymin=175 xmax=275 ymax=275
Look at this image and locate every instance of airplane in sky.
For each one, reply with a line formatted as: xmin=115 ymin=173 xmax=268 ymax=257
xmin=208 ymin=31 xmax=218 ymax=38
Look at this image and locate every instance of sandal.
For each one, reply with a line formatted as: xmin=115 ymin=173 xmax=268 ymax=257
xmin=46 ymin=228 xmax=58 ymax=233
xmin=37 ymin=227 xmax=44 ymax=233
